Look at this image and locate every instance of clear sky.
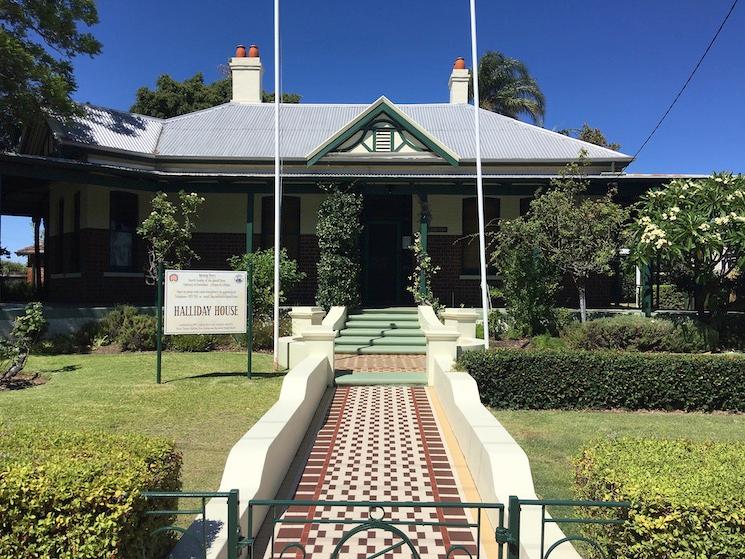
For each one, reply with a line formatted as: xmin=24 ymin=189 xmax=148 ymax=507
xmin=3 ymin=0 xmax=743 ymax=259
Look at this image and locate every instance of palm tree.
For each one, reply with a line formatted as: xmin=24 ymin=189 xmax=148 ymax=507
xmin=472 ymin=51 xmax=546 ymax=125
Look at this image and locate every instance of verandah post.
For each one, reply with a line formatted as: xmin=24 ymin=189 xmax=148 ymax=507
xmin=418 ymin=194 xmax=429 ymax=297
xmin=156 ymin=262 xmax=164 ymax=384
xmin=641 ymin=262 xmax=653 ymax=317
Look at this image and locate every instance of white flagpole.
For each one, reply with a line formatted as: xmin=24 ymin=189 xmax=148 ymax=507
xmin=272 ymin=0 xmax=282 ymax=366
xmin=469 ymin=0 xmax=490 ymax=348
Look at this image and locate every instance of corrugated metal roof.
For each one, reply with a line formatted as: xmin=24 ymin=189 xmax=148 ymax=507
xmin=53 ymin=102 xmax=632 ymax=163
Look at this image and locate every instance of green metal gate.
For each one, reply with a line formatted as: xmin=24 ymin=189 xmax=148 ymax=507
xmin=141 ymin=491 xmax=630 ymax=559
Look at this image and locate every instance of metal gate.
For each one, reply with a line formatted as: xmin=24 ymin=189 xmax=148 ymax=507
xmin=142 ymin=491 xmax=629 ymax=559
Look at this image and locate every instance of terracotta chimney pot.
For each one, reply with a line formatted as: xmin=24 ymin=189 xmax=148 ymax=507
xmin=248 ymin=44 xmax=260 ymax=58
xmin=235 ymin=44 xmax=247 ymax=57
xmin=453 ymin=57 xmax=466 ymax=70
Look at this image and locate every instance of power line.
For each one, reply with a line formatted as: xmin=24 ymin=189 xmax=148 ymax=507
xmin=632 ymin=0 xmax=739 ymax=161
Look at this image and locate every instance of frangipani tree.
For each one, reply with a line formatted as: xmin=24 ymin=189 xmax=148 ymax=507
xmin=628 ymin=173 xmax=745 ymax=319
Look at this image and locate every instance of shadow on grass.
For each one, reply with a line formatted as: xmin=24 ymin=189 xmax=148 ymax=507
xmin=42 ymin=364 xmax=82 ymax=373
xmin=164 ymin=371 xmax=286 ymax=383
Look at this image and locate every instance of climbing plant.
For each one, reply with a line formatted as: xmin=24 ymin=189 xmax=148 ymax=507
xmin=316 ymin=183 xmax=363 ymax=310
xmin=407 ymin=232 xmax=441 ymax=312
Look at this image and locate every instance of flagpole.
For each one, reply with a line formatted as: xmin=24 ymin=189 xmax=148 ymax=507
xmin=272 ymin=0 xmax=282 ymax=366
xmin=469 ymin=0 xmax=490 ymax=348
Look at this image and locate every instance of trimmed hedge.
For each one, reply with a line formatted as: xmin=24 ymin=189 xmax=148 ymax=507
xmin=0 ymin=428 xmax=181 ymax=558
xmin=575 ymin=438 xmax=745 ymax=558
xmin=457 ymin=349 xmax=745 ymax=411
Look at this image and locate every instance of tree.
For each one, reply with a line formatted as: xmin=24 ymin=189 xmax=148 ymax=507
xmin=130 ymin=73 xmax=300 ymax=118
xmin=228 ymin=249 xmax=305 ymax=321
xmin=0 ymin=0 xmax=101 ymax=150
xmin=559 ymin=123 xmax=621 ymax=151
xmin=316 ymin=183 xmax=363 ymax=310
xmin=528 ymin=153 xmax=628 ymax=322
xmin=472 ymin=51 xmax=545 ymax=125
xmin=627 ymin=173 xmax=745 ymax=321
xmin=137 ymin=191 xmax=204 ymax=284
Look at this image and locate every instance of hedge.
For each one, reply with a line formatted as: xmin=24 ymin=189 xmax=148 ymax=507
xmin=457 ymin=349 xmax=745 ymax=411
xmin=575 ymin=438 xmax=745 ymax=558
xmin=0 ymin=428 xmax=182 ymax=558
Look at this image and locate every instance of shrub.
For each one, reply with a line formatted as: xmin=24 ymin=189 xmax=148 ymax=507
xmin=490 ymin=217 xmax=562 ymax=336
xmin=0 ymin=301 xmax=46 ymax=385
xmin=99 ymin=305 xmax=140 ymax=341
xmin=575 ymin=438 xmax=745 ymax=558
xmin=0 ymin=428 xmax=181 ymax=558
xmin=657 ymin=283 xmax=690 ymax=310
xmin=228 ymin=248 xmax=305 ymax=320
xmin=168 ymin=334 xmax=218 ymax=352
xmin=563 ymin=314 xmax=708 ymax=353
xmin=118 ymin=314 xmax=157 ymax=351
xmin=316 ymin=183 xmax=363 ymax=309
xmin=457 ymin=348 xmax=745 ymax=411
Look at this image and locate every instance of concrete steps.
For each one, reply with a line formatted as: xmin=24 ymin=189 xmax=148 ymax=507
xmin=334 ymin=372 xmax=427 ymax=386
xmin=334 ymin=307 xmax=426 ymax=355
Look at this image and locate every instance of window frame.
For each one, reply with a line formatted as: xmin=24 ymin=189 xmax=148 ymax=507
xmin=108 ymin=191 xmax=139 ymax=272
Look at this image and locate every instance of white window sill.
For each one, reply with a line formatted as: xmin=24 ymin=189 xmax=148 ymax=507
xmin=103 ymin=271 xmax=144 ymax=278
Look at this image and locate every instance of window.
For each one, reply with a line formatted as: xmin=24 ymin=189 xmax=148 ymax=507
xmin=462 ymin=197 xmax=500 ymax=275
xmin=261 ymin=196 xmax=301 ymax=260
xmin=520 ymin=197 xmax=532 ymax=216
xmin=109 ymin=191 xmax=138 ymax=271
xmin=56 ymin=198 xmax=64 ymax=273
xmin=71 ymin=192 xmax=81 ymax=272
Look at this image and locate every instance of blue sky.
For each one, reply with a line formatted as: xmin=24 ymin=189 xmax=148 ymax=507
xmin=3 ymin=0 xmax=744 ymax=258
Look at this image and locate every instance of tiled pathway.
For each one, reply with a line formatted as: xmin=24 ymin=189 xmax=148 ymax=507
xmin=265 ymin=386 xmax=477 ymax=559
xmin=334 ymin=354 xmax=427 ymax=373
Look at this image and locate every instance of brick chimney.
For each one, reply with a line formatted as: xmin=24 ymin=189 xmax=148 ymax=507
xmin=449 ymin=57 xmax=470 ymax=104
xmin=230 ymin=44 xmax=263 ymax=103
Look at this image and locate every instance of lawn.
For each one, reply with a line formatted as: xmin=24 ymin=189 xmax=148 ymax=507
xmin=493 ymin=409 xmax=745 ymax=501
xmin=0 ymin=352 xmax=284 ymax=493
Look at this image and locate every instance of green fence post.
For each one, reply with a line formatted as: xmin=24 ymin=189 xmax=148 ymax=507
xmin=507 ymin=496 xmax=520 ymax=559
xmin=418 ymin=194 xmax=429 ymax=297
xmin=247 ymin=262 xmax=253 ymax=379
xmin=227 ymin=489 xmax=239 ymax=559
xmin=156 ymin=263 xmax=164 ymax=384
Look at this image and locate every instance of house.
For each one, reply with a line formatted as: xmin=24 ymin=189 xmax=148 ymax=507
xmin=15 ymin=242 xmax=44 ymax=287
xmin=0 ymin=45 xmax=691 ymax=308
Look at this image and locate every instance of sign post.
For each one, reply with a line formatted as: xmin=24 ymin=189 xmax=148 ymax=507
xmin=157 ymin=269 xmax=248 ymax=383
xmin=246 ymin=262 xmax=253 ymax=379
xmin=156 ymin=263 xmax=164 ymax=384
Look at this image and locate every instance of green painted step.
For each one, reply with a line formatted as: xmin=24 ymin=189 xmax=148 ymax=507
xmin=344 ymin=320 xmax=421 ymax=329
xmin=338 ymin=328 xmax=423 ymax=338
xmin=346 ymin=313 xmax=420 ymax=322
xmin=335 ymin=336 xmax=426 ymax=346
xmin=335 ymin=345 xmax=426 ymax=355
xmin=335 ymin=372 xmax=427 ymax=386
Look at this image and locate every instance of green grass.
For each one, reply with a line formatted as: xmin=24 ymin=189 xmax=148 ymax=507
xmin=0 ymin=352 xmax=283 ymax=493
xmin=492 ymin=409 xmax=745 ymax=501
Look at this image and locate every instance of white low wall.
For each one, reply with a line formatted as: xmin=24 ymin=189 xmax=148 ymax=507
xmin=431 ymin=355 xmax=580 ymax=559
xmin=172 ymin=352 xmax=331 ymax=559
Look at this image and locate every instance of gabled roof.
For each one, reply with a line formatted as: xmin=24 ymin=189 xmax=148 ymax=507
xmin=305 ymin=96 xmax=460 ymax=166
xmin=49 ymin=101 xmax=633 ymax=164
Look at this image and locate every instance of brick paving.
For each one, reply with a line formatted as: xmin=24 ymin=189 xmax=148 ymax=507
xmin=265 ymin=386 xmax=477 ymax=559
xmin=334 ymin=354 xmax=426 ymax=373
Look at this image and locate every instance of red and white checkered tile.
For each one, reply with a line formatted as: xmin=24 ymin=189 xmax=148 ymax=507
xmin=266 ymin=386 xmax=477 ymax=559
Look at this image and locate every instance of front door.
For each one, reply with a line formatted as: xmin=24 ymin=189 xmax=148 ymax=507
xmin=365 ymin=221 xmax=400 ymax=305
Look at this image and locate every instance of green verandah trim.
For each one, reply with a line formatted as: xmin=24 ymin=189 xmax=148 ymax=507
xmin=306 ymin=96 xmax=460 ymax=166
